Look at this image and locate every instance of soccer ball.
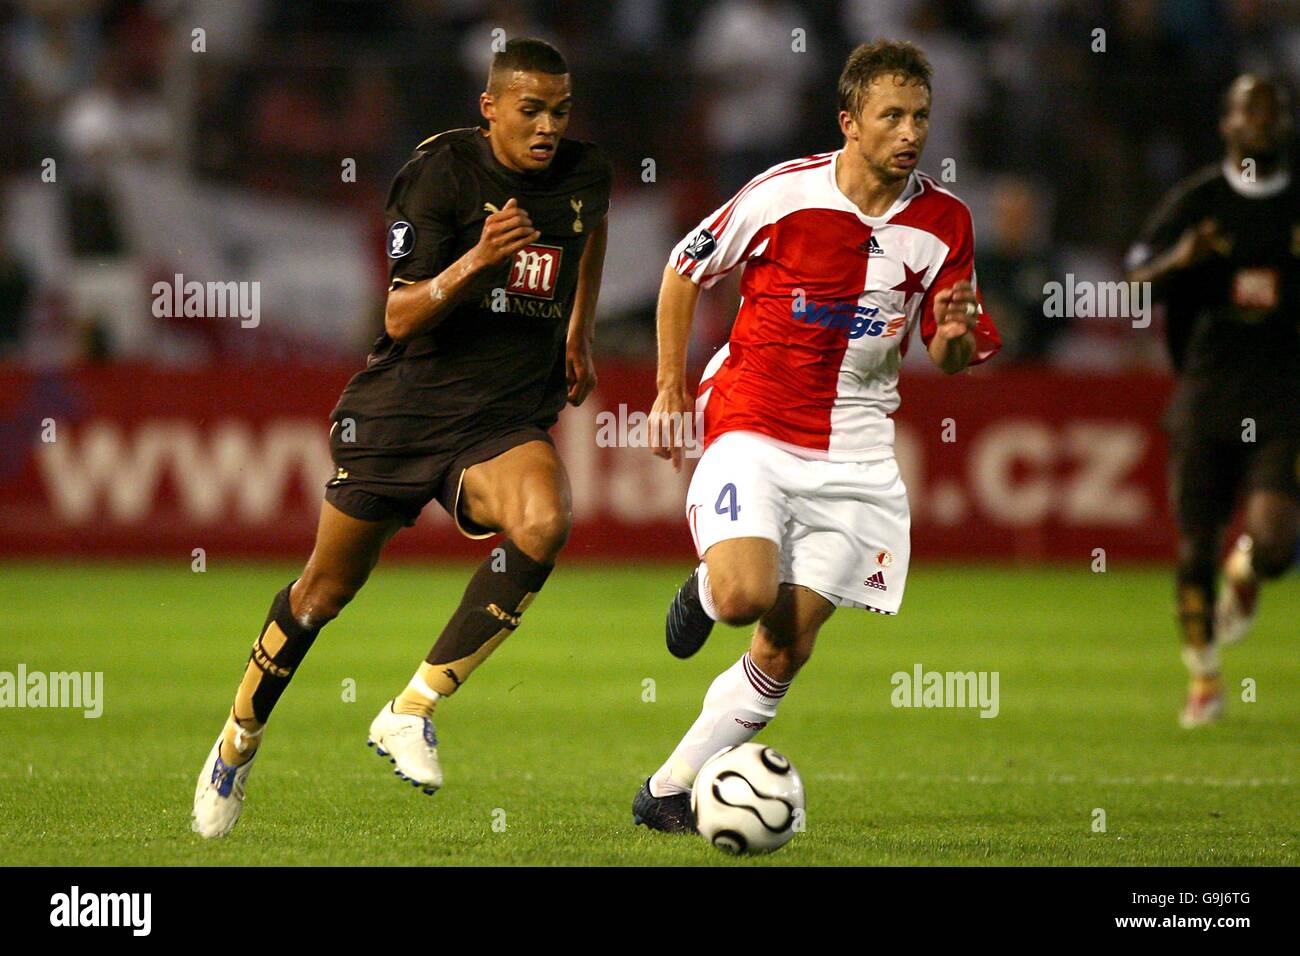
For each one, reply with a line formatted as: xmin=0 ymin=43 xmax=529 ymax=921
xmin=691 ymin=743 xmax=805 ymax=855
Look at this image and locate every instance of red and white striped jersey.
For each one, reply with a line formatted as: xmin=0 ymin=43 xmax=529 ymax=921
xmin=671 ymin=150 xmax=1001 ymax=461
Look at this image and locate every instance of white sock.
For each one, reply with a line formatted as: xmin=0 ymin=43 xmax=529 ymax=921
xmin=1181 ymin=642 xmax=1220 ymax=678
xmin=407 ymin=673 xmax=441 ymax=703
xmin=649 ymin=652 xmax=790 ymax=797
xmin=697 ymin=563 xmax=720 ymax=621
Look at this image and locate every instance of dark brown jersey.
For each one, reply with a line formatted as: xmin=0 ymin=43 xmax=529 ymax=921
xmin=332 ymin=127 xmax=612 ymax=457
xmin=1129 ymin=163 xmax=1300 ymax=438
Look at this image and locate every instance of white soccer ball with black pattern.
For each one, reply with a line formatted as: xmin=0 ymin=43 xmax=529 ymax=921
xmin=691 ymin=743 xmax=805 ymax=855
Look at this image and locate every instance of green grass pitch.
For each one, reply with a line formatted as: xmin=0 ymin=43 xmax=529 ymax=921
xmin=1 ymin=560 xmax=1296 ymax=866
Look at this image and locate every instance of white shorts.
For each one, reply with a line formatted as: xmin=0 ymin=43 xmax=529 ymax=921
xmin=685 ymin=431 xmax=911 ymax=614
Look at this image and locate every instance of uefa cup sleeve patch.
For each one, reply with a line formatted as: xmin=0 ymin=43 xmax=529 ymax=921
xmin=684 ymin=227 xmax=717 ymax=261
xmin=387 ymin=221 xmax=415 ymax=259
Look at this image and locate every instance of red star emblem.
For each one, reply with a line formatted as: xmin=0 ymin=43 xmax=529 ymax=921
xmin=891 ymin=263 xmax=928 ymax=304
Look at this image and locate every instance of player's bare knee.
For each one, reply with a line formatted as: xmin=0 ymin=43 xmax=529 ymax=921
xmin=292 ymin=572 xmax=364 ymax=627
xmin=1252 ymin=532 xmax=1295 ymax=579
xmin=713 ymin=581 xmax=778 ymax=626
xmin=512 ymin=503 xmax=571 ymax=564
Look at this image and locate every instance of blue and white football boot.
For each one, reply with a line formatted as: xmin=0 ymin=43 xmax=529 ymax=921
xmin=367 ymin=700 xmax=443 ymax=795
xmin=192 ymin=724 xmax=259 ymax=838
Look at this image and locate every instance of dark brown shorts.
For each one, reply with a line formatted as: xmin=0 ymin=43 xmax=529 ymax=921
xmin=323 ymin=424 xmax=554 ymax=535
xmin=1168 ymin=427 xmax=1300 ymax=535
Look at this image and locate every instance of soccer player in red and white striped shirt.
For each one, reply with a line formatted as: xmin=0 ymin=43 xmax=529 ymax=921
xmin=632 ymin=39 xmax=1001 ymax=833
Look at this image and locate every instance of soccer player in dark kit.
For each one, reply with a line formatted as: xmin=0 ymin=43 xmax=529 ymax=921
xmin=193 ymin=38 xmax=611 ymax=836
xmin=1127 ymin=74 xmax=1299 ymax=728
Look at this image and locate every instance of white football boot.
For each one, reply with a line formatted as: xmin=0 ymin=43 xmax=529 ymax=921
xmin=1178 ymin=645 xmax=1225 ymax=728
xmin=1179 ymin=677 xmax=1226 ymax=729
xmin=1215 ymin=536 xmax=1259 ymax=647
xmin=191 ymin=724 xmax=260 ymax=838
xmin=367 ymin=701 xmax=443 ymax=795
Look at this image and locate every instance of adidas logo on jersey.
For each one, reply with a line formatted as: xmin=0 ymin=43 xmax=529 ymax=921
xmin=858 ymin=235 xmax=885 ymax=257
xmin=865 ymin=570 xmax=888 ymax=591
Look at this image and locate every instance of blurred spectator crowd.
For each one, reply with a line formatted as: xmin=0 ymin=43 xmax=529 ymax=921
xmin=2 ymin=0 xmax=1299 ymax=369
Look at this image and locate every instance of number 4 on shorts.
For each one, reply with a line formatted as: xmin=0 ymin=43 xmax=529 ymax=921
xmin=715 ymin=483 xmax=741 ymax=521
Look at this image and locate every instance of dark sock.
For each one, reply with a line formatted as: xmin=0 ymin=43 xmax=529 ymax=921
xmin=238 ymin=581 xmax=322 ymax=724
xmin=422 ymin=540 xmax=553 ymax=695
xmin=1175 ymin=577 xmax=1214 ymax=650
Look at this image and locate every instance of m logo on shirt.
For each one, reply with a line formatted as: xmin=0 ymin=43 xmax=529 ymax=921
xmin=507 ymin=243 xmax=563 ymax=299
xmin=387 ymin=221 xmax=414 ymax=259
xmin=1231 ymin=267 xmax=1279 ymax=313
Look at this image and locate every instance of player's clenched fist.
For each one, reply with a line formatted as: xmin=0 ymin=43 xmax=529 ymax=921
xmin=931 ymin=280 xmax=980 ymax=342
xmin=649 ymin=385 xmax=695 ymax=472
xmin=473 ymin=197 xmax=542 ymax=268
xmin=1170 ymin=217 xmax=1229 ymax=271
xmin=565 ymin=338 xmax=597 ymax=407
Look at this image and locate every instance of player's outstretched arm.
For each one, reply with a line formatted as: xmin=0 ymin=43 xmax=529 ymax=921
xmin=928 ymin=280 xmax=979 ymax=374
xmin=566 ymin=216 xmax=607 ymax=406
xmin=1127 ymin=217 xmax=1224 ymax=289
xmin=650 ymin=265 xmax=703 ymax=471
xmin=384 ymin=198 xmax=541 ymax=343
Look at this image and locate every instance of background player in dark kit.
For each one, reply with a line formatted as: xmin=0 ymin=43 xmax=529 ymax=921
xmin=1128 ymin=74 xmax=1299 ymax=728
xmin=192 ymin=38 xmax=611 ymax=836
